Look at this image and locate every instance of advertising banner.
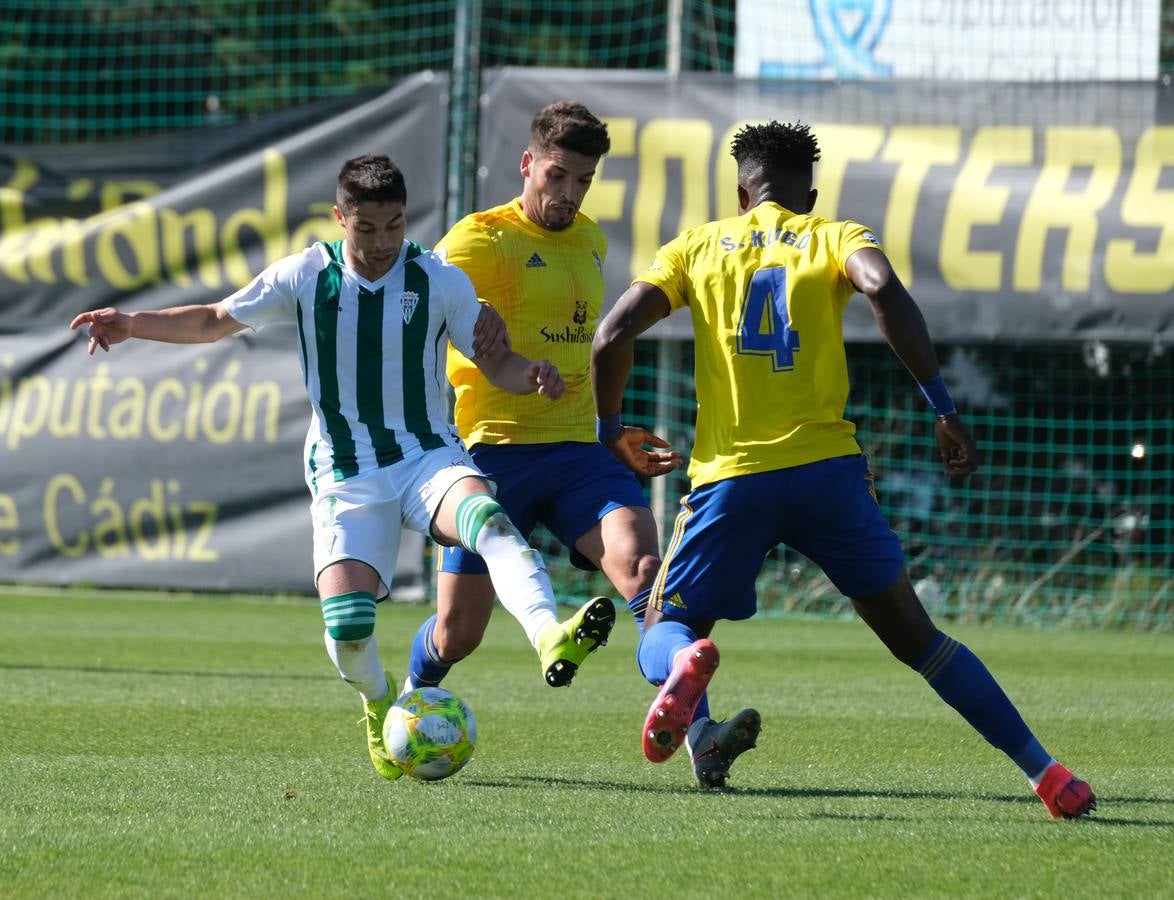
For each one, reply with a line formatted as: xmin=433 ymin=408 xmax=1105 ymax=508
xmin=0 ymin=72 xmax=448 ymax=594
xmin=735 ymin=0 xmax=1161 ymax=82
xmin=478 ymin=68 xmax=1173 ymax=343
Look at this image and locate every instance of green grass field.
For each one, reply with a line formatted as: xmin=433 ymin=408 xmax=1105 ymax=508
xmin=2 ymin=586 xmax=1171 ymax=899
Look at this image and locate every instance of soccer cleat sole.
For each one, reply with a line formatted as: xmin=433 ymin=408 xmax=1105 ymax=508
xmin=573 ymin=596 xmax=617 ymax=646
xmin=543 ymin=597 xmax=616 ymax=687
xmin=642 ymin=638 xmax=720 ymax=763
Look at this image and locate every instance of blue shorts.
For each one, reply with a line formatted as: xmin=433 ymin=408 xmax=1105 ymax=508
xmin=440 ymin=441 xmax=649 ymax=574
xmin=650 ymin=454 xmax=905 ymax=622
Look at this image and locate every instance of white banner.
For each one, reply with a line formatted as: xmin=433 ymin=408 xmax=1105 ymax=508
xmin=736 ymin=0 xmax=1161 ymax=81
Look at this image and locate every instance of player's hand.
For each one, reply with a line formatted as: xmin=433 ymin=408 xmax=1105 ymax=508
xmin=69 ymin=307 xmax=133 ymax=355
xmin=605 ymin=426 xmax=683 ymax=478
xmin=526 ymin=359 xmax=564 ymax=400
xmin=472 ymin=301 xmax=510 ymax=358
xmin=933 ymin=414 xmax=979 ymax=479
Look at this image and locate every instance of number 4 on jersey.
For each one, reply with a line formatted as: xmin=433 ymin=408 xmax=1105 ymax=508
xmin=736 ymin=267 xmax=799 ymax=372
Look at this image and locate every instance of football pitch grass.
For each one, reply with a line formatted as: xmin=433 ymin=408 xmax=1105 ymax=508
xmin=2 ymin=587 xmax=1171 ymax=899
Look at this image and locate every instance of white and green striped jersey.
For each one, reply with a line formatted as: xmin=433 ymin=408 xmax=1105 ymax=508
xmin=224 ymin=238 xmax=481 ymax=482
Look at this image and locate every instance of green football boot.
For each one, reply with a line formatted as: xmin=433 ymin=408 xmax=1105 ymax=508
xmin=361 ymin=678 xmax=403 ymax=781
xmin=536 ymin=596 xmax=616 ymax=687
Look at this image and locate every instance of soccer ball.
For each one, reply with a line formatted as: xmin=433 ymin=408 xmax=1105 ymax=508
xmin=383 ymin=686 xmax=476 ymax=781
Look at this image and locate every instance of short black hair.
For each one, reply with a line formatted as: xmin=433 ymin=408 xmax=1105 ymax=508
xmin=336 ymin=154 xmax=407 ymax=212
xmin=529 ymin=101 xmax=611 ymax=158
xmin=730 ymin=121 xmax=821 ymax=180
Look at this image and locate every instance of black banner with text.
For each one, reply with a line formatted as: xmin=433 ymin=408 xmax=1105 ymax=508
xmin=4 ymin=69 xmax=1171 ymax=593
xmin=479 ymin=69 xmax=1173 ymax=343
xmin=0 ymin=72 xmax=447 ymax=594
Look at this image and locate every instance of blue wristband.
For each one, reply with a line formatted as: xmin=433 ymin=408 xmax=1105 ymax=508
xmin=596 ymin=414 xmax=623 ymax=445
xmin=919 ymin=375 xmax=957 ymax=417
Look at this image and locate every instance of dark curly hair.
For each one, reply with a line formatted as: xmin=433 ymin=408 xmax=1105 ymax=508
xmin=730 ymin=121 xmax=821 ymax=179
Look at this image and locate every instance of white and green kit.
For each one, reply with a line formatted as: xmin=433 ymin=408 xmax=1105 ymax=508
xmin=223 ymin=238 xmax=563 ymax=706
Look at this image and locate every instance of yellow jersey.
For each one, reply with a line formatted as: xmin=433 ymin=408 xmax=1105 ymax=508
xmin=438 ymin=198 xmax=607 ymax=446
xmin=635 ymin=202 xmax=881 ymax=488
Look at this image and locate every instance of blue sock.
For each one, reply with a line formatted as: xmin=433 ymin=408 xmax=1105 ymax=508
xmin=627 ymin=588 xmax=651 ymax=633
xmin=636 ymin=620 xmax=711 ymax=722
xmin=406 ymin=615 xmax=454 ymax=689
xmin=913 ymin=631 xmax=1052 ymax=778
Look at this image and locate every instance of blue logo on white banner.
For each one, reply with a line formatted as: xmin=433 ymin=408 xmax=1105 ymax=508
xmin=760 ymin=0 xmax=892 ymax=80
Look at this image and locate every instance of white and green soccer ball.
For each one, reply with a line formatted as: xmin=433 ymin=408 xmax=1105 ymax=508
xmin=383 ymin=686 xmax=477 ymax=781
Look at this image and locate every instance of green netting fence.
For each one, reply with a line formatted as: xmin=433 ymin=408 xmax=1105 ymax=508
xmin=2 ymin=1 xmax=1170 ymax=629
xmin=4 ymin=1 xmax=1172 ymax=144
xmin=548 ymin=339 xmax=1170 ymax=631
xmin=0 ymin=0 xmax=735 ymax=144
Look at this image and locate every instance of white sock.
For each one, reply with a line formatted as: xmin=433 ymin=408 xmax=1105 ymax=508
xmin=323 ymin=630 xmax=388 ymax=702
xmin=472 ymin=516 xmax=558 ymax=646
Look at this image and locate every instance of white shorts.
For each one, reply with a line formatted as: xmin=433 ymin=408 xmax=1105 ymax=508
xmin=309 ymin=445 xmax=484 ymax=598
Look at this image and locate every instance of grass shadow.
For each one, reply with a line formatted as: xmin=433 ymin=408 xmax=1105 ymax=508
xmin=480 ymin=774 xmax=1173 ymax=826
xmin=0 ymin=662 xmax=323 ymax=682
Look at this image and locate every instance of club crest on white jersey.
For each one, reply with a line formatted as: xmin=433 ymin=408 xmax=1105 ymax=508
xmin=401 ymin=290 xmax=420 ymax=324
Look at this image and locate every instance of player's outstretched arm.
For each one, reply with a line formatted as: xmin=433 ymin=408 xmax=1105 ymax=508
xmin=846 ymin=247 xmax=979 ymax=478
xmin=592 ymin=282 xmax=682 ymax=477
xmin=474 ymin=351 xmax=565 ymax=400
xmin=69 ymin=301 xmax=246 ymax=355
xmin=846 ymin=247 xmax=940 ymax=381
xmin=592 ymin=281 xmax=670 ymax=414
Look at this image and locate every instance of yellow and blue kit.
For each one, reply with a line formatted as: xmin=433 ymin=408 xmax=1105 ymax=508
xmin=637 ymin=203 xmax=903 ymax=616
xmin=438 ymin=198 xmax=647 ymax=574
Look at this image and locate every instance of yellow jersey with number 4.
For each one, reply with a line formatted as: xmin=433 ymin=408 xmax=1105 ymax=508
xmin=635 ymin=201 xmax=881 ymax=489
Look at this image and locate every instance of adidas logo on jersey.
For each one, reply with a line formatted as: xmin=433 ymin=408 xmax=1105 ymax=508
xmin=526 ymin=252 xmax=546 ymax=268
